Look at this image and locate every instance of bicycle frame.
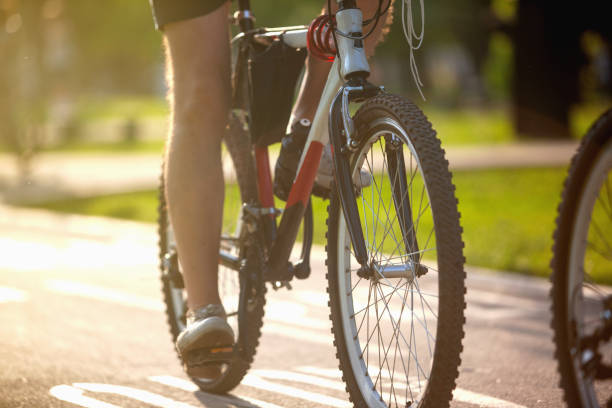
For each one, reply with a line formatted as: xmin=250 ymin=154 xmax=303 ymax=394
xmin=227 ymin=0 xmax=377 ymax=281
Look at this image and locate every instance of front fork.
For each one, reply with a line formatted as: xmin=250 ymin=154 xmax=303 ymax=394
xmin=329 ymin=83 xmax=378 ymax=267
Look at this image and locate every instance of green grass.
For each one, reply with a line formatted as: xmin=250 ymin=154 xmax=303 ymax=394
xmin=455 ymin=167 xmax=565 ymax=278
xmin=425 ymin=107 xmax=515 ymax=146
xmin=73 ymin=95 xmax=168 ymax=121
xmin=31 ymin=190 xmax=161 ymax=223
xmin=20 ymin=167 xmax=577 ymax=281
xmin=37 ymin=139 xmax=166 ymax=155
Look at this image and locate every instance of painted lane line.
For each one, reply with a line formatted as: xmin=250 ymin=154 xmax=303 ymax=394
xmin=283 ymin=367 xmax=420 ymax=392
xmin=0 ymin=286 xmax=28 ymax=303
xmin=466 ymin=306 xmax=535 ymax=321
xmin=297 ymin=366 xmax=343 ymax=378
xmin=147 ymin=375 xmax=199 ymax=392
xmin=49 ymin=385 xmax=120 ymax=408
xmin=453 ymin=388 xmax=528 ymax=408
xmin=148 ymin=375 xmax=283 ymax=408
xmin=45 ymin=279 xmax=164 ymax=311
xmin=73 ymin=383 xmax=196 ymax=408
xmin=297 ymin=367 xmax=528 ymax=408
xmin=262 ymin=322 xmax=332 ymax=346
xmin=297 ymin=365 xmax=416 ymax=385
xmin=252 ymin=369 xmax=346 ymax=391
xmin=242 ymin=374 xmax=352 ymax=408
xmin=253 ymin=368 xmax=424 ymax=396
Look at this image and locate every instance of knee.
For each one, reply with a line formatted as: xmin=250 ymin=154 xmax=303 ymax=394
xmin=171 ymin=76 xmax=230 ymax=128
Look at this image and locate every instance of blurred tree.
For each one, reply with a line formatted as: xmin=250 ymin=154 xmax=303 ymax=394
xmin=0 ymin=0 xmax=47 ymax=181
xmin=508 ymin=0 xmax=610 ymax=139
xmin=63 ymin=0 xmax=162 ymax=94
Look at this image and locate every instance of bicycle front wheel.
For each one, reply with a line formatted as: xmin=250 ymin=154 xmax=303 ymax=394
xmin=327 ymin=94 xmax=466 ymax=407
xmin=158 ymin=113 xmax=265 ymax=394
xmin=551 ymin=108 xmax=612 ymax=407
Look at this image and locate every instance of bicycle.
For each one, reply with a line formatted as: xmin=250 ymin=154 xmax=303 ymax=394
xmin=158 ymin=1 xmax=466 ymax=406
xmin=551 ymin=108 xmax=612 ymax=407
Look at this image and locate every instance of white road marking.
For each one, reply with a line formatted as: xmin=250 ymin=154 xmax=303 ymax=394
xmin=0 ymin=286 xmax=28 ymax=303
xmin=43 ymin=279 xmax=531 ymax=408
xmin=49 ymin=385 xmax=120 ymax=408
xmin=466 ymin=305 xmax=534 ymax=321
xmin=242 ymin=374 xmax=352 ymax=408
xmin=45 ymin=279 xmax=164 ymax=311
xmin=147 ymin=375 xmax=199 ymax=391
xmin=297 ymin=366 xmax=343 ymax=378
xmin=262 ymin=322 xmax=332 ymax=345
xmin=148 ymin=375 xmax=283 ymax=408
xmin=49 ymin=368 xmax=528 ymax=408
xmin=453 ymin=388 xmax=528 ymax=408
xmin=298 ymin=366 xmax=528 ymax=408
xmin=252 ymin=369 xmax=346 ymax=391
xmin=73 ymin=383 xmax=196 ymax=408
xmin=297 ymin=365 xmax=416 ymax=386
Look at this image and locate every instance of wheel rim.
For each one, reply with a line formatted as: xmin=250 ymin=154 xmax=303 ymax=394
xmin=567 ymin=139 xmax=612 ymax=407
xmin=336 ymin=117 xmax=439 ymax=407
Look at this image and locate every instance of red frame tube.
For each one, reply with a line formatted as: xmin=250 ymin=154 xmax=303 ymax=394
xmin=255 ymin=147 xmax=275 ymax=213
xmin=286 ymin=141 xmax=324 ymax=207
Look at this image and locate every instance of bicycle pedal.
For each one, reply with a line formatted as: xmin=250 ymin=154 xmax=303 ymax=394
xmin=184 ymin=345 xmax=235 ymax=367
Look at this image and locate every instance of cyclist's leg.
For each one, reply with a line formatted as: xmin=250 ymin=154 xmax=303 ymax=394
xmin=163 ymin=3 xmax=230 ymax=311
xmin=290 ymin=0 xmax=394 ymax=123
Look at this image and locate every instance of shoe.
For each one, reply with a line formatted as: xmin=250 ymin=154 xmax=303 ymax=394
xmin=274 ymin=119 xmax=373 ymax=201
xmin=176 ymin=304 xmax=234 ymax=378
xmin=314 ymin=143 xmax=373 ymax=194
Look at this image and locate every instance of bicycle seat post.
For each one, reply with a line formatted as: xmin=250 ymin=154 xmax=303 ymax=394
xmin=235 ymin=0 xmax=254 ymax=32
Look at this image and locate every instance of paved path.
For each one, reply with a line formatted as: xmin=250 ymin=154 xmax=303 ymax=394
xmin=0 ymin=206 xmax=564 ymax=407
xmin=0 ymin=140 xmax=578 ymax=203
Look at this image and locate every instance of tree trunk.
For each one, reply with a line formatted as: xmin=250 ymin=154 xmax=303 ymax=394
xmin=512 ymin=1 xmax=583 ymax=139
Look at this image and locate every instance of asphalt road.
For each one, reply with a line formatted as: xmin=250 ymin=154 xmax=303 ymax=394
xmin=0 ymin=206 xmax=564 ymax=407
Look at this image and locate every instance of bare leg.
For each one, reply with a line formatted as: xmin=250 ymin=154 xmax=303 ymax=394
xmin=163 ymin=4 xmax=230 ymax=310
xmin=291 ymin=0 xmax=394 ymax=123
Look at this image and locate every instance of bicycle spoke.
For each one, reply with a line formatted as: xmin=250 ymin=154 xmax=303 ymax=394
xmin=589 ymin=220 xmax=612 ymax=258
xmin=352 ymin=280 xmax=409 ymax=320
xmin=373 ymin=282 xmax=432 ymax=380
xmin=605 ymin=175 xmax=612 ymax=219
xmin=596 ymin=190 xmax=612 ymax=220
xmin=586 ymin=240 xmax=612 ymax=262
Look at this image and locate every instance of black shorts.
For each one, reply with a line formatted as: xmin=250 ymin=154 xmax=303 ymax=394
xmin=149 ymin=0 xmax=227 ymax=30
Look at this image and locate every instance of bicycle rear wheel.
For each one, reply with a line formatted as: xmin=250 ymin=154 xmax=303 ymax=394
xmin=327 ymin=94 xmax=465 ymax=407
xmin=158 ymin=113 xmax=265 ymax=393
xmin=551 ymin=108 xmax=612 ymax=408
